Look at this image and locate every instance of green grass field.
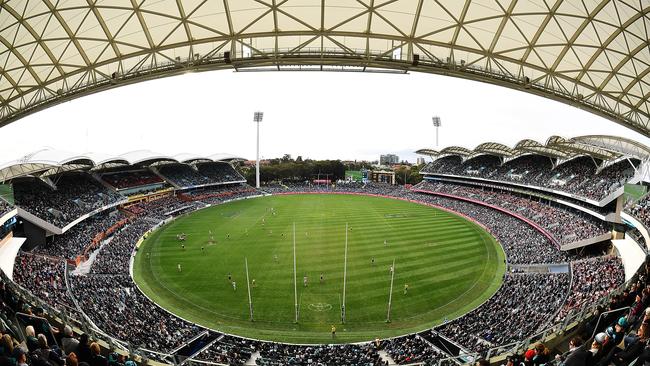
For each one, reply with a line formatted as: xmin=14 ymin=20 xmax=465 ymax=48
xmin=133 ymin=194 xmax=505 ymax=343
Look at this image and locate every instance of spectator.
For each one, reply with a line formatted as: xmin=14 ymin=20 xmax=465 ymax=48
xmin=61 ymin=325 xmax=79 ymax=356
xmin=88 ymin=343 xmax=107 ymax=366
xmin=561 ymin=337 xmax=588 ymax=366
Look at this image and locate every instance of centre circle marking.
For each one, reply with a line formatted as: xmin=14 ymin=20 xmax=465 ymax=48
xmin=308 ymin=303 xmax=333 ymax=312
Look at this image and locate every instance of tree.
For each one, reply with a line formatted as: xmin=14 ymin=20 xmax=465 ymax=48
xmin=281 ymin=154 xmax=292 ymax=162
xmin=395 ymin=165 xmax=423 ymax=185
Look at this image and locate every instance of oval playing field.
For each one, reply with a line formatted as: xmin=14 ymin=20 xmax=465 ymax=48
xmin=133 ymin=194 xmax=506 ymax=344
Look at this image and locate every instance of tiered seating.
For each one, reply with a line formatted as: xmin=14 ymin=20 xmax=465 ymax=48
xmin=255 ymin=342 xmax=382 ymax=365
xmin=34 ymin=210 xmax=126 ymax=260
xmin=123 ymin=195 xmax=201 ymax=221
xmin=435 ymin=273 xmax=570 ymax=354
xmin=70 ymin=274 xmax=200 ymax=352
xmin=101 ymin=170 xmax=165 ymax=190
xmin=156 ymin=164 xmax=211 ymax=188
xmin=421 ymin=154 xmax=638 ymax=201
xmin=13 ymin=174 xmax=124 ymax=227
xmin=193 ymin=336 xmax=256 ymax=365
xmin=12 ymin=252 xmax=72 ymax=311
xmin=179 ymin=184 xmax=259 ymax=205
xmin=384 ymin=334 xmax=444 ymax=365
xmin=0 ymin=198 xmax=13 ymax=217
xmin=555 ymin=256 xmax=625 ymax=320
xmin=626 ymin=194 xmax=650 ymax=229
xmin=196 ymin=162 xmax=245 ymax=183
xmin=7 ymin=183 xmax=632 ymax=365
xmin=415 ymin=181 xmax=610 ymax=245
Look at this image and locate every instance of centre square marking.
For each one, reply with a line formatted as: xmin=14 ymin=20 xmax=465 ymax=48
xmin=308 ymin=303 xmax=333 ymax=312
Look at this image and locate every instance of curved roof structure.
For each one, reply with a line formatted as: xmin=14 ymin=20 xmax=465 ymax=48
xmin=1 ymin=1 xmax=650 ymax=135
xmin=415 ymin=149 xmax=440 ymax=158
xmin=0 ymin=148 xmax=246 ymax=182
xmin=119 ymin=150 xmax=177 ymax=166
xmin=173 ymin=153 xmax=213 ymax=164
xmin=416 ymin=134 xmax=650 ymax=164
xmin=207 ymin=153 xmax=247 ymax=162
xmin=473 ymin=142 xmax=516 ymax=157
xmin=440 ymin=146 xmax=472 ymax=157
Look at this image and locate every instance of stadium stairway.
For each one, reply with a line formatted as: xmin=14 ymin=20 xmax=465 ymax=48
xmin=377 ymin=350 xmax=396 ymax=365
xmin=244 ymin=351 xmax=260 ymax=365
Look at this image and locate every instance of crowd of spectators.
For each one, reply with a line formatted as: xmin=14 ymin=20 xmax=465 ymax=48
xmin=12 ymin=253 xmax=72 ymax=312
xmin=383 ymin=334 xmax=444 ymax=365
xmin=7 ymin=181 xmax=637 ymax=365
xmin=34 ymin=211 xmax=126 ymax=260
xmin=100 ymin=170 xmax=165 ymax=190
xmin=13 ymin=174 xmax=124 ymax=228
xmin=89 ymin=220 xmax=154 ymax=275
xmin=180 ymin=184 xmax=260 ymax=205
xmin=399 ymin=190 xmax=575 ymax=264
xmin=159 ymin=163 xmax=246 ymax=188
xmin=70 ymin=274 xmax=200 ymax=353
xmin=0 ymin=198 xmax=13 ymax=217
xmin=626 ymin=194 xmax=650 ymax=229
xmin=420 ymin=156 xmax=463 ymax=175
xmin=196 ymin=163 xmax=245 ymax=183
xmin=415 ymin=181 xmax=610 ymax=245
xmin=421 ymin=154 xmax=638 ymax=201
xmin=555 ymin=256 xmax=625 ymax=320
xmin=499 ymin=257 xmax=650 ymax=366
xmin=193 ymin=336 xmax=256 ymax=365
xmin=435 ymin=273 xmax=570 ymax=354
xmin=122 ymin=196 xmax=201 ymax=222
xmin=156 ymin=164 xmax=212 ymax=188
xmin=261 ymin=181 xmax=406 ymax=196
xmin=255 ymin=341 xmax=384 ymax=365
xmin=68 ymin=188 xmax=262 ymax=352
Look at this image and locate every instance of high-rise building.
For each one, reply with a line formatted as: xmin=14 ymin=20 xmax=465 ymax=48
xmin=416 ymin=157 xmax=426 ymax=165
xmin=380 ymin=154 xmax=399 ymax=165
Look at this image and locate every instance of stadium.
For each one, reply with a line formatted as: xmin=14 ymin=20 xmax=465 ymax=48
xmin=1 ymin=1 xmax=650 ymax=366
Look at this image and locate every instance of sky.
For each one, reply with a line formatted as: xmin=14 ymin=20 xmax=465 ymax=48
xmin=0 ymin=69 xmax=648 ymax=164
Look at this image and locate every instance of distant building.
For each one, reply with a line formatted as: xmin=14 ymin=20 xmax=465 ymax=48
xmin=380 ymin=154 xmax=399 ymax=165
xmin=416 ymin=157 xmax=426 ymax=165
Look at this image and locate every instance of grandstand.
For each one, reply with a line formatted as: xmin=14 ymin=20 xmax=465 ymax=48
xmin=1 ymin=152 xmax=648 ymax=365
xmin=418 ymin=136 xmax=647 ymax=206
xmin=1 ymin=1 xmax=650 ymax=366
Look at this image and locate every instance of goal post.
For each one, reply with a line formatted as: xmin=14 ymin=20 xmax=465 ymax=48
xmin=386 ymin=258 xmax=396 ymax=323
xmin=245 ymin=257 xmax=254 ymax=321
xmin=341 ymin=222 xmax=348 ymax=324
xmin=293 ymin=222 xmax=299 ymax=323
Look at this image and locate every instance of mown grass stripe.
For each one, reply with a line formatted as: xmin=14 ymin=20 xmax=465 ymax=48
xmin=133 ymin=194 xmax=505 ymax=344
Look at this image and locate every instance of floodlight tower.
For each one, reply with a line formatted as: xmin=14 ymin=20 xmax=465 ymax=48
xmin=432 ymin=116 xmax=441 ymax=147
xmin=253 ymin=111 xmax=264 ymax=188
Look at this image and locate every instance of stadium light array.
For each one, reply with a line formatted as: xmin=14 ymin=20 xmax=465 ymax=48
xmin=254 ymin=111 xmax=264 ymax=188
xmin=432 ymin=116 xmax=441 ymax=147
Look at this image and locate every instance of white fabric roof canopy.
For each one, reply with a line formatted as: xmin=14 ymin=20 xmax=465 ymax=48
xmin=417 ymin=135 xmax=650 ymax=163
xmin=0 ymin=1 xmax=649 ymax=135
xmin=0 ymin=148 xmax=245 ymax=182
